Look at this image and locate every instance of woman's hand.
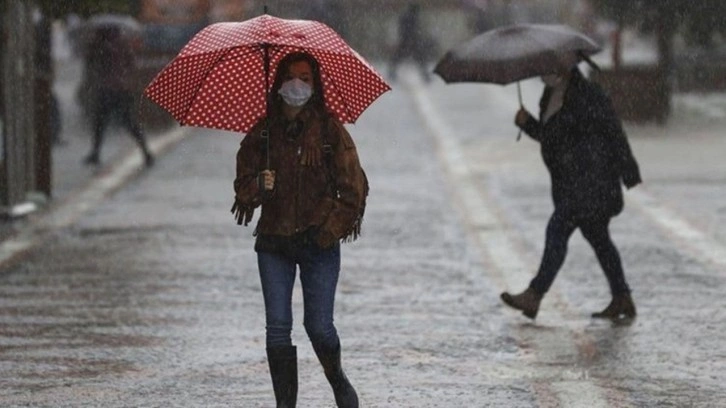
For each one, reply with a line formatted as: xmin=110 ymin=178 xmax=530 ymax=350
xmin=515 ymin=108 xmax=532 ymax=128
xmin=259 ymin=170 xmax=276 ymax=191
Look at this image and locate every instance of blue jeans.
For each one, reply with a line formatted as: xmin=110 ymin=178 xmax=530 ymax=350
xmin=258 ymin=243 xmax=341 ymax=349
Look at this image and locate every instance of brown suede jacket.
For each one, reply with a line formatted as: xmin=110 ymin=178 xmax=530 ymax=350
xmin=233 ymin=106 xmax=368 ymax=248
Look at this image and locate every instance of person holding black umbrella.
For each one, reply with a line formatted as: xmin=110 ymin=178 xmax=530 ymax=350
xmin=500 ymin=63 xmax=642 ymax=321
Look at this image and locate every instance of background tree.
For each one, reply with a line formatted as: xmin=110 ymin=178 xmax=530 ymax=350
xmin=591 ymin=0 xmax=726 ymax=71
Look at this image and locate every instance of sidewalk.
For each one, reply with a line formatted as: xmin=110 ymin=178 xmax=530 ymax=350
xmin=2 ymin=65 xmax=725 ymax=406
xmin=0 ymin=56 xmax=189 ymax=265
xmin=401 ymin=68 xmax=726 ymax=407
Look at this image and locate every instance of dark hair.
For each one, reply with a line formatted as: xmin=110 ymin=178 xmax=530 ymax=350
xmin=270 ymin=52 xmax=325 ymax=111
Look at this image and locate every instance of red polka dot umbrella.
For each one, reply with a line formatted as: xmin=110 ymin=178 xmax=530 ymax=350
xmin=144 ymin=14 xmax=391 ymax=133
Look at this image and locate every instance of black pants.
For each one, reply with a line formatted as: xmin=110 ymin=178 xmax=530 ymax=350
xmin=529 ymin=209 xmax=630 ymax=296
xmin=91 ymin=89 xmax=149 ymax=157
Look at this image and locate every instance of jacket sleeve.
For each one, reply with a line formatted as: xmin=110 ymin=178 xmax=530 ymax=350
xmin=579 ymin=87 xmax=642 ymax=189
xmin=318 ymin=120 xmax=367 ymax=244
xmin=613 ymin=127 xmax=642 ymax=189
xmin=232 ymin=124 xmax=264 ymax=225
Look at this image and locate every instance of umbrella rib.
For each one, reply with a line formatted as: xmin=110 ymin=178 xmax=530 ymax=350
xmin=179 ymin=46 xmax=264 ymax=125
xmin=310 ymin=49 xmax=354 ymax=122
xmin=174 ymin=51 xmax=231 ymax=124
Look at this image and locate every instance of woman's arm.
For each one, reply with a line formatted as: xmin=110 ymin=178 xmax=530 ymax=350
xmin=316 ymin=120 xmax=368 ymax=247
xmin=232 ymin=125 xmax=265 ymax=225
xmin=515 ymin=108 xmax=544 ymax=142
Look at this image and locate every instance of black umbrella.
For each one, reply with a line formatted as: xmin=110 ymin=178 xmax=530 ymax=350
xmin=435 ymin=23 xmax=601 ymax=86
xmin=434 ymin=23 xmax=601 ymax=138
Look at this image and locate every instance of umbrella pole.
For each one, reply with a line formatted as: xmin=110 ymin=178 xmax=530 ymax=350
xmin=517 ymin=81 xmax=523 ymax=106
xmin=263 ymin=43 xmax=271 ymax=170
xmin=516 ymin=81 xmax=523 ymax=141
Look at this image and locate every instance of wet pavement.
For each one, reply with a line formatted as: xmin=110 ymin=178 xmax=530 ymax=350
xmin=1 ymin=63 xmax=726 ymax=407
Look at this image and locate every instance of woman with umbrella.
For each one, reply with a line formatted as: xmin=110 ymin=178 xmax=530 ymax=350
xmin=144 ymin=14 xmax=390 ymax=405
xmin=233 ymin=51 xmax=367 ymax=408
xmin=500 ymin=62 xmax=642 ymax=321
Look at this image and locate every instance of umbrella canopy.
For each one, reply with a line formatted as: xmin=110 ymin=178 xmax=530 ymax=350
xmin=144 ymin=14 xmax=390 ymax=133
xmin=434 ymin=23 xmax=601 ymax=84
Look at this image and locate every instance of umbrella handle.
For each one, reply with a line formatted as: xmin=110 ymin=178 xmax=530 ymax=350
xmin=261 ymin=128 xmax=272 ymax=201
xmin=262 ymin=129 xmax=270 ymax=169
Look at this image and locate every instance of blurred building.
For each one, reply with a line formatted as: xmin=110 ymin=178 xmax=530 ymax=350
xmin=209 ymin=0 xmax=248 ymax=22
xmin=238 ymin=0 xmax=570 ymax=60
xmin=138 ymin=0 xmax=211 ymax=52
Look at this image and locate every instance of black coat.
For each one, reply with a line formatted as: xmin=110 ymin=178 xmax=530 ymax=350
xmin=520 ymin=68 xmax=641 ymax=219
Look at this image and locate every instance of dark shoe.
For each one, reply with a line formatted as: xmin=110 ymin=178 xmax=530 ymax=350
xmin=592 ymin=293 xmax=637 ymax=320
xmin=314 ymin=342 xmax=359 ymax=408
xmin=83 ymin=153 xmax=100 ymax=166
xmin=267 ymin=346 xmax=298 ymax=408
xmin=501 ymin=288 xmax=543 ymax=319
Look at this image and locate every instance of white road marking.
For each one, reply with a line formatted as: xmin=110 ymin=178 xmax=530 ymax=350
xmin=628 ymin=188 xmax=726 ymax=269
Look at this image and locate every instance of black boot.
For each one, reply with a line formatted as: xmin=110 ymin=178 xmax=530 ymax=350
xmin=314 ymin=342 xmax=359 ymax=408
xmin=266 ymin=346 xmax=298 ymax=408
xmin=592 ymin=292 xmax=637 ymax=320
xmin=501 ymin=287 xmax=543 ymax=319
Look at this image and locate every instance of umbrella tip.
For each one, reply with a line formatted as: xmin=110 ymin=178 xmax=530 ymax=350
xmin=264 ymin=4 xmax=268 ymax=14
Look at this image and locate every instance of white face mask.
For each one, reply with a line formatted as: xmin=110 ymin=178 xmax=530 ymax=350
xmin=278 ymin=78 xmax=313 ymax=107
xmin=541 ymin=74 xmax=563 ymax=87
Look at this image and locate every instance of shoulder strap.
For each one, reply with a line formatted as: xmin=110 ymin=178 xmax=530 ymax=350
xmin=259 ymin=121 xmax=270 ymax=171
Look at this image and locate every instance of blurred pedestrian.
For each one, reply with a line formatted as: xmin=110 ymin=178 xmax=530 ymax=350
xmin=388 ymin=2 xmax=434 ymax=82
xmin=232 ymin=52 xmax=368 ymax=407
xmin=65 ymin=13 xmax=84 ymax=57
xmin=501 ymin=64 xmax=642 ymax=321
xmin=82 ymin=26 xmax=153 ymax=167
